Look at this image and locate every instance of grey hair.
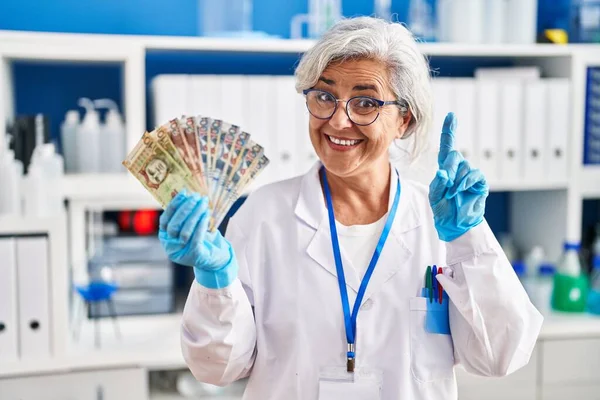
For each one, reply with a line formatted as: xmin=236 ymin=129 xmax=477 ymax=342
xmin=294 ymin=16 xmax=433 ymax=162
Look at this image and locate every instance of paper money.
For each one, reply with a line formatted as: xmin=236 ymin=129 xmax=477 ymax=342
xmin=123 ymin=132 xmax=196 ymax=208
xmin=124 ymin=115 xmax=270 ymax=231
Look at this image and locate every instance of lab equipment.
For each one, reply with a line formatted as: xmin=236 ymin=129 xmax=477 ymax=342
xmin=7 ymin=114 xmax=49 ymax=173
xmin=94 ymin=99 xmax=126 ymax=173
xmin=483 ymin=0 xmax=507 ymax=43
xmin=60 ymin=110 xmax=80 ymax=173
xmin=587 ymin=226 xmax=600 ymax=314
xmin=552 ymin=242 xmax=589 ymax=312
xmin=0 ymin=135 xmax=22 ymax=216
xmin=73 ymin=280 xmax=120 ymax=348
xmin=374 ymin=0 xmax=392 ymax=21
xmin=290 ymin=0 xmax=342 ymax=39
xmin=429 ymin=113 xmax=489 ymax=242
xmin=535 ymin=263 xmax=555 ymax=315
xmin=77 ymin=97 xmax=101 ymax=173
xmin=505 ymin=0 xmax=538 ymax=44
xmin=409 ymin=0 xmax=437 ymax=42
xmin=158 ymin=192 xmax=239 ymax=289
xmin=199 ymin=0 xmax=253 ymax=37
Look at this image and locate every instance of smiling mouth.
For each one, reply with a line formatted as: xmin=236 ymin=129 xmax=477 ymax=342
xmin=326 ymin=134 xmax=365 ymax=147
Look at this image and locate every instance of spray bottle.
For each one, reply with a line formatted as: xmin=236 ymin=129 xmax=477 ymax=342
xmin=552 ymin=242 xmax=589 ymax=312
xmin=77 ymin=98 xmax=101 ymax=173
xmin=94 ymin=99 xmax=126 ymax=174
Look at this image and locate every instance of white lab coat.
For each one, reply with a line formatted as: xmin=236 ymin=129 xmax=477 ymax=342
xmin=181 ymin=162 xmax=543 ymax=400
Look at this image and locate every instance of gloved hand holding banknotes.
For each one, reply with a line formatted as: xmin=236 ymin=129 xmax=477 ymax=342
xmin=123 ymin=115 xmax=269 ymax=288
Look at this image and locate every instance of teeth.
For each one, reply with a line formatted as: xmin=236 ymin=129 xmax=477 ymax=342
xmin=328 ymin=135 xmax=360 ymax=146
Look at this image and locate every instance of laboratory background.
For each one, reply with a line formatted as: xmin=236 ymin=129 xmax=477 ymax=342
xmin=0 ymin=0 xmax=599 ymax=398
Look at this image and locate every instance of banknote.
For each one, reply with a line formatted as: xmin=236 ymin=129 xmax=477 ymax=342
xmin=210 ymin=121 xmax=240 ymax=208
xmin=122 ymin=132 xmax=195 ymax=208
xmin=215 ymin=154 xmax=270 ymax=228
xmin=213 ymin=130 xmax=250 ymax=213
xmin=179 ymin=116 xmax=208 ymax=194
xmin=196 ymin=116 xmax=212 ymax=191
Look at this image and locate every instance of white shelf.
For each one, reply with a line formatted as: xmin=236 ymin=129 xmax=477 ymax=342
xmin=488 ymin=180 xmax=569 ymax=192
xmin=0 ymin=30 xmax=588 ymax=58
xmin=580 ymin=165 xmax=600 ymax=199
xmin=0 ymin=214 xmax=66 ymax=235
xmin=62 ymin=173 xmax=158 ymax=209
xmin=0 ymin=313 xmax=186 ymax=378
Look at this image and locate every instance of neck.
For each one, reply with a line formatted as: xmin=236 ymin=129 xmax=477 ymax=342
xmin=324 ymin=159 xmax=391 ymax=226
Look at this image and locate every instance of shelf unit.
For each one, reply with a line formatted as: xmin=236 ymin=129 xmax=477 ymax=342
xmin=1 ymin=30 xmax=600 ymax=398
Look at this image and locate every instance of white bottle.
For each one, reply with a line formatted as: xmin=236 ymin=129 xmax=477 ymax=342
xmin=0 ymin=136 xmax=23 ymax=216
xmin=41 ymin=143 xmax=65 ymax=215
xmin=61 ymin=110 xmax=80 ymax=173
xmin=505 ymin=0 xmax=537 ymax=44
xmin=23 ymin=153 xmax=47 ymax=217
xmin=484 ymin=0 xmax=507 ymax=43
xmin=77 ymin=98 xmax=101 ymax=173
xmin=94 ymin=99 xmax=126 ymax=174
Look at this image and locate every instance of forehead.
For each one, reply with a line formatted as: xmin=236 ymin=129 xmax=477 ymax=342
xmin=321 ymin=58 xmax=390 ymax=87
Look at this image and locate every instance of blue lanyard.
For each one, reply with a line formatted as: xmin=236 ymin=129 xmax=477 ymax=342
xmin=320 ymin=166 xmax=401 ymax=372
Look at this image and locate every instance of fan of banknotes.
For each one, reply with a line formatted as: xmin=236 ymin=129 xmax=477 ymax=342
xmin=123 ymin=115 xmax=269 ymax=231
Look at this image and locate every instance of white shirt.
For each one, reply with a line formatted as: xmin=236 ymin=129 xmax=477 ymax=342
xmin=336 ymin=214 xmax=387 ymax=281
xmin=180 ymin=162 xmax=543 ymax=400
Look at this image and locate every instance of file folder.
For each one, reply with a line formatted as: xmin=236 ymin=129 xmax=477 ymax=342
xmin=0 ymin=237 xmax=18 ymax=361
xmin=499 ymin=81 xmax=524 ymax=181
xmin=16 ymin=236 xmax=51 ymax=359
xmin=475 ymin=80 xmax=500 ymax=182
xmin=452 ymin=79 xmax=478 ymax=167
xmin=546 ymin=79 xmax=570 ymax=179
xmin=523 ymin=81 xmax=546 ymax=181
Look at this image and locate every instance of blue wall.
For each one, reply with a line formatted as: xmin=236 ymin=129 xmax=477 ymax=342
xmin=0 ymin=0 xmax=409 ymax=39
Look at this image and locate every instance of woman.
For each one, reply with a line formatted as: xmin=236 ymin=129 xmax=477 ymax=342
xmin=159 ymin=17 xmax=543 ymax=400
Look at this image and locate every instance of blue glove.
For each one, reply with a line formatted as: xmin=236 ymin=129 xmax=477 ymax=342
xmin=429 ymin=112 xmax=489 ymax=242
xmin=158 ymin=190 xmax=238 ymax=289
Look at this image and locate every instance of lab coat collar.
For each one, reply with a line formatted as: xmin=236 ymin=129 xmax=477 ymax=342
xmin=296 ymin=161 xmax=421 ymax=295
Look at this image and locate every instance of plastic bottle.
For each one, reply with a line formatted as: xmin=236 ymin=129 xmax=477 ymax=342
xmin=61 ymin=110 xmax=80 ymax=173
xmin=374 ymin=0 xmax=392 ymax=21
xmin=0 ymin=134 xmax=23 ymax=216
xmin=94 ymin=99 xmax=126 ymax=174
xmin=551 ymin=242 xmax=589 ymax=313
xmin=536 ymin=263 xmax=556 ymax=315
xmin=24 ymin=142 xmax=64 ymax=217
xmin=586 ymin=225 xmax=600 ymax=314
xmin=409 ymin=0 xmax=437 ymax=42
xmin=77 ymin=98 xmax=101 ymax=173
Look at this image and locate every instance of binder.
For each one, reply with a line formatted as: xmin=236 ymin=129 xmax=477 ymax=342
xmin=151 ymin=75 xmax=190 ymax=127
xmin=523 ymin=80 xmax=546 ymax=181
xmin=219 ymin=75 xmax=245 ymax=127
xmin=499 ymin=81 xmax=524 ymax=182
xmin=273 ymin=76 xmax=299 ymax=182
xmin=0 ymin=237 xmax=18 ymax=361
xmin=475 ymin=80 xmax=500 ymax=182
xmin=16 ymin=236 xmax=51 ymax=359
xmin=242 ymin=75 xmax=276 ymax=188
xmin=546 ymin=79 xmax=570 ymax=180
xmin=452 ymin=79 xmax=478 ymax=167
xmin=431 ymin=78 xmax=454 ymax=151
xmin=191 ymin=75 xmax=223 ymax=121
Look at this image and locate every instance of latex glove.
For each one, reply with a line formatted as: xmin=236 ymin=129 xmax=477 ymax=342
xmin=429 ymin=112 xmax=489 ymax=242
xmin=158 ymin=190 xmax=238 ymax=289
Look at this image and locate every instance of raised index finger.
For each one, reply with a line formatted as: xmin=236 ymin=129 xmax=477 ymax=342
xmin=438 ymin=112 xmax=457 ymax=168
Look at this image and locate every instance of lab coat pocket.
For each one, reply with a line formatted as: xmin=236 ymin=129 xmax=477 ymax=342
xmin=409 ymin=297 xmax=455 ymax=384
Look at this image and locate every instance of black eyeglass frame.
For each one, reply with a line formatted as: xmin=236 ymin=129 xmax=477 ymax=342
xmin=302 ymin=88 xmax=407 ymax=126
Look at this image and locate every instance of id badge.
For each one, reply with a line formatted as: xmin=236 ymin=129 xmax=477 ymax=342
xmin=318 ymin=366 xmax=383 ymax=400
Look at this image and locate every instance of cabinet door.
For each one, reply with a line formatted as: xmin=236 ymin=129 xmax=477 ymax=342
xmin=0 ymin=367 xmax=147 ymax=400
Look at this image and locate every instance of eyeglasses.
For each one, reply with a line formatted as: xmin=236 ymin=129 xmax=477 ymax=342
xmin=302 ymin=88 xmax=406 ymax=126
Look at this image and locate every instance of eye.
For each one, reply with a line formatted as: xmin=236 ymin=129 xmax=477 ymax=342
xmin=315 ymin=91 xmax=335 ymax=104
xmin=351 ymin=97 xmax=379 ymax=114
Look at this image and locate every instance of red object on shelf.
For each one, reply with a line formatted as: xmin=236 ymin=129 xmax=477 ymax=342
xmin=133 ymin=209 xmax=159 ymax=235
xmin=118 ymin=211 xmax=133 ymax=231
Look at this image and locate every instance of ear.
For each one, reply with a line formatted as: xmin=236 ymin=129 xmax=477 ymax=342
xmin=395 ymin=109 xmax=413 ymax=139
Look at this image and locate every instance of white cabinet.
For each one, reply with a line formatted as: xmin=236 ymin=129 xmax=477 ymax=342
xmin=0 ymin=367 xmax=148 ymax=400
xmin=456 ymin=346 xmax=538 ymax=400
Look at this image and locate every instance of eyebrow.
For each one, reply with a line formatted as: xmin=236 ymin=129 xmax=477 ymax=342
xmin=317 ymin=77 xmax=378 ymax=92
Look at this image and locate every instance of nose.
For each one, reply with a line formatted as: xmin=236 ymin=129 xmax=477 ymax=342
xmin=328 ymin=102 xmax=353 ymax=130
